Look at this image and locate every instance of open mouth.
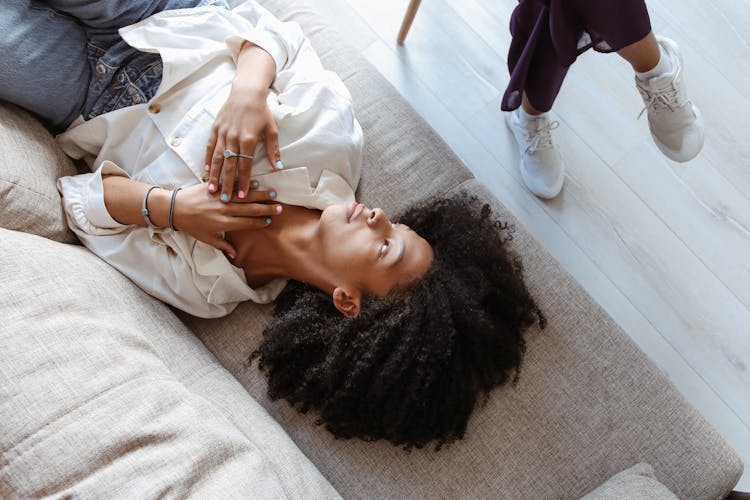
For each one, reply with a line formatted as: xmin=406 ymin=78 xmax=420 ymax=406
xmin=347 ymin=202 xmax=363 ymax=223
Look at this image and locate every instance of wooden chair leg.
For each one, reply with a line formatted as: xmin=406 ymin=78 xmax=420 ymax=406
xmin=397 ymin=0 xmax=422 ymax=45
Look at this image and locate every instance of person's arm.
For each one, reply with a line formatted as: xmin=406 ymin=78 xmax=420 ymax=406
xmin=101 ymin=175 xmax=171 ymax=228
xmin=58 ymin=166 xmax=281 ymax=318
xmin=204 ymin=41 xmax=279 ymax=204
xmin=101 ymin=174 xmax=279 ymax=258
xmin=202 ymin=1 xmax=308 ymax=202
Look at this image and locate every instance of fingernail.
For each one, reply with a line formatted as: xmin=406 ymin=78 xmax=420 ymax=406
xmin=238 ymin=190 xmax=245 ymax=199
xmin=265 ymin=217 xmax=272 ymax=225
xmin=275 ymin=205 xmax=283 ymax=214
xmin=251 ymin=180 xmax=259 ymax=189
xmin=227 ymin=252 xmax=236 ymax=260
xmin=204 ymin=164 xmax=210 ymax=171
xmin=269 ymin=191 xmax=276 ymax=198
xmin=208 ymin=183 xmax=216 ymax=192
xmin=275 ymin=160 xmax=284 ymax=170
xmin=220 ymin=193 xmax=229 ymax=202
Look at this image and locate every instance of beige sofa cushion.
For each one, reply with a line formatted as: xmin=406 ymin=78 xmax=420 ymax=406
xmin=581 ymin=463 xmax=678 ymax=500
xmin=0 ymin=228 xmax=339 ymax=499
xmin=0 ymin=102 xmax=78 ymax=243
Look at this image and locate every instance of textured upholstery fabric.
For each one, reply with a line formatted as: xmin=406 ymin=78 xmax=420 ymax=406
xmin=580 ymin=463 xmax=678 ymax=499
xmin=0 ymin=102 xmax=78 ymax=243
xmin=0 ymin=228 xmax=339 ymax=499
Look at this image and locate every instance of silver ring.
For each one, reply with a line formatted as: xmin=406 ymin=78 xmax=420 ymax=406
xmin=223 ymin=149 xmax=254 ymax=160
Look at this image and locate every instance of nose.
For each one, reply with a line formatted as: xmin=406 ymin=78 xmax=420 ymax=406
xmin=367 ymin=207 xmax=388 ymax=229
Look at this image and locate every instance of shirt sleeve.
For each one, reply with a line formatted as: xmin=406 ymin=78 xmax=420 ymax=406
xmin=57 ymin=163 xmax=243 ymax=318
xmin=224 ymin=1 xmax=306 ymax=73
xmin=57 ymin=160 xmax=130 ymax=235
xmin=118 ymin=1 xmax=306 ymax=80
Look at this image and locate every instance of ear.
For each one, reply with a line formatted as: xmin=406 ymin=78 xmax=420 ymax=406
xmin=332 ymin=286 xmax=362 ymax=318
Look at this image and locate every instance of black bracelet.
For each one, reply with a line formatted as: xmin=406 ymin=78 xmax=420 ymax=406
xmin=168 ymin=187 xmax=182 ymax=231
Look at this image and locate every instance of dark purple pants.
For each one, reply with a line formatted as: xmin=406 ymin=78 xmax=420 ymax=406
xmin=501 ymin=0 xmax=652 ymax=112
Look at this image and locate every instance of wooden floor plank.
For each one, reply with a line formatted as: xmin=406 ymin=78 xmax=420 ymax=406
xmin=345 ymin=0 xmax=504 ymax=121
xmin=613 ymin=141 xmax=750 ymax=308
xmin=305 ymin=0 xmax=377 ymax=52
xmin=464 ymin=95 xmax=750 ymax=421
xmin=649 ymin=0 xmax=750 ymax=99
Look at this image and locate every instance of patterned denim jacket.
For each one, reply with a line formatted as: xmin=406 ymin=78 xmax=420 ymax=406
xmin=83 ymin=0 xmax=227 ymax=120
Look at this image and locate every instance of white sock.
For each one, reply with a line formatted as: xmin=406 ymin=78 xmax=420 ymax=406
xmin=518 ymin=106 xmax=547 ymax=126
xmin=636 ymin=45 xmax=672 ymax=81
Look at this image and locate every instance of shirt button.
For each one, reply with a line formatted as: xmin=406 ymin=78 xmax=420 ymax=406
xmin=171 ymin=137 xmax=182 ymax=147
xmin=148 ymin=103 xmax=161 ymax=114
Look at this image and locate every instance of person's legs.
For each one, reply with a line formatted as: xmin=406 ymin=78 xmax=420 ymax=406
xmin=617 ymin=30 xmax=704 ymax=162
xmin=505 ymin=99 xmax=565 ymax=199
xmin=521 ymin=93 xmax=544 ymax=115
xmin=575 ymin=0 xmax=703 ymax=162
xmin=43 ymin=0 xmax=222 ymax=121
xmin=503 ymin=1 xmax=567 ymax=199
xmin=41 ymin=0 xmax=217 ymax=46
xmin=0 ymin=0 xmax=90 ymax=132
xmin=505 ymin=60 xmax=566 ymax=199
xmin=617 ymin=31 xmax=660 ymax=72
xmin=0 ymin=0 xmax=210 ymax=132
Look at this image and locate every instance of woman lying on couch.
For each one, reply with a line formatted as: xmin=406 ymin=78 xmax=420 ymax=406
xmin=13 ymin=0 xmax=543 ymax=450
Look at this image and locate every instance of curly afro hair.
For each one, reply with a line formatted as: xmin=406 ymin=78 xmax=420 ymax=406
xmin=251 ymin=193 xmax=545 ymax=451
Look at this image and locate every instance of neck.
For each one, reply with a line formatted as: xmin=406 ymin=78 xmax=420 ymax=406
xmin=226 ymin=204 xmax=336 ymax=294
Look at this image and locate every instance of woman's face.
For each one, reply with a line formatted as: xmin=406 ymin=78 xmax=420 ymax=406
xmin=319 ymin=202 xmax=434 ymax=296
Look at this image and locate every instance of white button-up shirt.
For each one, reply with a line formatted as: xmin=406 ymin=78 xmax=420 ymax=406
xmin=57 ymin=1 xmax=363 ymax=318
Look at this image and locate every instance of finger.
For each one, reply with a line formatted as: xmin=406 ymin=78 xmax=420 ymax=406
xmin=236 ymin=134 xmax=257 ymax=199
xmin=205 ymin=126 xmax=219 ymax=175
xmin=226 ymin=202 xmax=281 ymax=218
xmin=220 ymin=134 xmax=239 ymax=203
xmin=224 ymin=215 xmax=275 ymax=232
xmin=230 ymin=189 xmax=275 ymax=203
xmin=264 ymin=122 xmax=283 ymax=171
xmin=201 ymin=233 xmax=237 ymax=260
xmin=208 ymin=136 xmax=225 ymax=194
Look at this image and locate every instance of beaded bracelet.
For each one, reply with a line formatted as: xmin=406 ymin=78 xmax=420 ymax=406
xmin=168 ymin=187 xmax=182 ymax=231
xmin=141 ymin=185 xmax=160 ymax=228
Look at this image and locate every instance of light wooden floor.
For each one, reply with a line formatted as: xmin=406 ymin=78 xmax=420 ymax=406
xmin=307 ymin=0 xmax=750 ymax=490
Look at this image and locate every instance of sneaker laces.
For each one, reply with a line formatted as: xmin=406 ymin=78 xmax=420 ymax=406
xmin=637 ymin=80 xmax=682 ymax=119
xmin=525 ymin=120 xmax=559 ymax=154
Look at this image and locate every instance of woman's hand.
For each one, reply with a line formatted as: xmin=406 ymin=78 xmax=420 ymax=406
xmin=172 ymin=182 xmax=281 ymax=259
xmin=204 ymin=42 xmax=283 ymax=204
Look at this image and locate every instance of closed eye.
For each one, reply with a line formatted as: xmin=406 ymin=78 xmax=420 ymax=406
xmin=379 ymin=239 xmax=390 ymax=257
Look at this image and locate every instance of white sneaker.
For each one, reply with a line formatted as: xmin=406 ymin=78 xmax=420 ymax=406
xmin=636 ymin=36 xmax=704 ymax=162
xmin=505 ymin=109 xmax=565 ymax=199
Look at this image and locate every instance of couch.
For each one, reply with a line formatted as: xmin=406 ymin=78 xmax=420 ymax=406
xmin=0 ymin=0 xmax=743 ymax=498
